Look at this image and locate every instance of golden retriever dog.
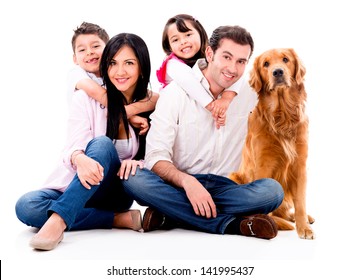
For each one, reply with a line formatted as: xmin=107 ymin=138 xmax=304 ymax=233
xmin=229 ymin=48 xmax=315 ymax=239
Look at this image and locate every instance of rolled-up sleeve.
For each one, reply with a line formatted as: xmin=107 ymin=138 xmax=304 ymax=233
xmin=62 ymin=91 xmax=98 ymax=169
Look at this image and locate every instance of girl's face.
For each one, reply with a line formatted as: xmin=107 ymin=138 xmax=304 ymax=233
xmin=167 ymin=20 xmax=201 ymax=60
xmin=108 ymin=45 xmax=140 ymax=102
xmin=73 ymin=34 xmax=106 ymax=77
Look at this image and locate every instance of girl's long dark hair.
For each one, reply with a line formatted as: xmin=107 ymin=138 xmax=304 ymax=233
xmin=100 ymin=33 xmax=151 ymax=141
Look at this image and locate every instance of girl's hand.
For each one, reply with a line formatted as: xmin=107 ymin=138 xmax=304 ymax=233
xmin=206 ymin=100 xmax=228 ymax=129
xmin=128 ymin=115 xmax=149 ymax=135
xmin=75 ymin=154 xmax=104 ymax=189
xmin=117 ymin=159 xmax=144 ymax=180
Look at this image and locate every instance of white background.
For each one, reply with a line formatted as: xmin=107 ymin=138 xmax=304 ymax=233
xmin=1 ymin=0 xmax=358 ymax=279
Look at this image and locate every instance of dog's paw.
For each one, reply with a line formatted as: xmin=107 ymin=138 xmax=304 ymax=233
xmin=307 ymin=214 xmax=315 ymax=224
xmin=297 ymin=226 xmax=315 ymax=239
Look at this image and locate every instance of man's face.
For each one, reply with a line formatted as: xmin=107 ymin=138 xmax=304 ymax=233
xmin=205 ymin=39 xmax=251 ymax=96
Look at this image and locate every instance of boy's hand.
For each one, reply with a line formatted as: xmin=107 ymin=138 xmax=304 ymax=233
xmin=128 ymin=115 xmax=149 ymax=135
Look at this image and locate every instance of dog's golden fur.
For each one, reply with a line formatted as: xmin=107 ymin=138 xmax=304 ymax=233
xmin=229 ymin=48 xmax=315 ymax=239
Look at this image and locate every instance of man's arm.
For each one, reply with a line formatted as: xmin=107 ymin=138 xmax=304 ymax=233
xmin=152 ymin=160 xmax=217 ymax=218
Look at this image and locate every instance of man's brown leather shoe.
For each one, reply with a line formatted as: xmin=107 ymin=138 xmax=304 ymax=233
xmin=239 ymin=214 xmax=278 ymax=239
xmin=142 ymin=208 xmax=167 ymax=232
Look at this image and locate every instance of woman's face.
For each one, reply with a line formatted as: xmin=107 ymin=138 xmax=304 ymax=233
xmin=108 ymin=45 xmax=140 ymax=101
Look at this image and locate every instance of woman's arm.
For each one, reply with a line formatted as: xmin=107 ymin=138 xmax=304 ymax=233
xmin=63 ymin=91 xmax=105 ymax=189
xmin=63 ymin=91 xmax=98 ymax=169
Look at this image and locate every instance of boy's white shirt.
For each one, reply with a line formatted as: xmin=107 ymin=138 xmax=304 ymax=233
xmin=66 ymin=65 xmax=103 ymax=106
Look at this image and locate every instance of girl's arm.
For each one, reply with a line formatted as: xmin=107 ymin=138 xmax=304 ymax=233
xmin=166 ymin=59 xmax=213 ymax=108
xmin=167 ymin=59 xmax=238 ymax=128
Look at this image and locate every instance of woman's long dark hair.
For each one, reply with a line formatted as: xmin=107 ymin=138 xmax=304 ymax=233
xmin=100 ymin=33 xmax=151 ymax=141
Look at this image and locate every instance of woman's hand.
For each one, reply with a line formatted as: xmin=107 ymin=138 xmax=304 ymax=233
xmin=75 ymin=154 xmax=104 ymax=189
xmin=117 ymin=159 xmax=144 ymax=180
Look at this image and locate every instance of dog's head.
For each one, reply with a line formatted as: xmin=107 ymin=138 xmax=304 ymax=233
xmin=249 ymin=48 xmax=306 ymax=93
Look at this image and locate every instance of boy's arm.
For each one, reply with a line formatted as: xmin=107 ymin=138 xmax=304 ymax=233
xmin=76 ymin=79 xmax=107 ymax=107
xmin=126 ymin=91 xmax=159 ymax=118
xmin=166 ymin=59 xmax=213 ymax=108
xmin=77 ymin=77 xmax=158 ymax=118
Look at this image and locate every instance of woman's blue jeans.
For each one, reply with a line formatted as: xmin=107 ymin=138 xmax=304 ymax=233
xmin=15 ymin=136 xmax=133 ymax=230
xmin=122 ymin=168 xmax=284 ymax=234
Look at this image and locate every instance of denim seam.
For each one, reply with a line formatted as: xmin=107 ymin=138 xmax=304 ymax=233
xmin=220 ymin=216 xmax=237 ymax=234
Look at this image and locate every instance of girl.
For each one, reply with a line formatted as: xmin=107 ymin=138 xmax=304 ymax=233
xmin=157 ymin=14 xmax=240 ymax=128
xmin=15 ymin=33 xmax=156 ymax=251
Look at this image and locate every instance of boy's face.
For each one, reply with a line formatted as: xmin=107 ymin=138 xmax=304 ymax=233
xmin=73 ymin=34 xmax=106 ymax=76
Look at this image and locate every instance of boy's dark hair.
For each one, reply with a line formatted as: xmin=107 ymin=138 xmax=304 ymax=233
xmin=161 ymin=14 xmax=208 ymax=67
xmin=71 ymin=22 xmax=109 ymax=53
xmin=209 ymin=25 xmax=254 ymax=59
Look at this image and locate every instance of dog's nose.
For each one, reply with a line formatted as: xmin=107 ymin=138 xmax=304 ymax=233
xmin=273 ymin=68 xmax=284 ymax=77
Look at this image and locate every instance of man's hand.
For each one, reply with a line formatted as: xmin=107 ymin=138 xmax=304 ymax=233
xmin=152 ymin=161 xmax=217 ymax=218
xmin=183 ymin=177 xmax=217 ymax=218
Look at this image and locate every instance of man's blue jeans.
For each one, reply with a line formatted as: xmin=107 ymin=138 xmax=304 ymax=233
xmin=15 ymin=136 xmax=133 ymax=230
xmin=123 ymin=168 xmax=284 ymax=234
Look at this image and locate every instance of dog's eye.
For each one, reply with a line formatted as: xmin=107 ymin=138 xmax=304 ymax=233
xmin=264 ymin=61 xmax=269 ymax=67
xmin=283 ymin=57 xmax=289 ymax=63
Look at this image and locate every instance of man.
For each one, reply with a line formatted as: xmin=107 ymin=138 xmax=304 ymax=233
xmin=123 ymin=25 xmax=284 ymax=239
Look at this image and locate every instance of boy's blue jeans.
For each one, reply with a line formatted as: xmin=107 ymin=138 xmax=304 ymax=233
xmin=15 ymin=136 xmax=133 ymax=230
xmin=123 ymin=169 xmax=284 ymax=234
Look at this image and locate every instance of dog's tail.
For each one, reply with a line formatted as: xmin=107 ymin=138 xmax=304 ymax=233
xmin=228 ymin=172 xmax=244 ymax=184
xmin=270 ymin=215 xmax=295 ymax=230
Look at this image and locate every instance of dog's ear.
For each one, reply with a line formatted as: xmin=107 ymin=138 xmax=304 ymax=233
xmin=249 ymin=56 xmax=262 ymax=92
xmin=289 ymin=48 xmax=306 ymax=85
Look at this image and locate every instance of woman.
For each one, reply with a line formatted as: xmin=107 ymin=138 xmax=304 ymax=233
xmin=15 ymin=33 xmax=157 ymax=251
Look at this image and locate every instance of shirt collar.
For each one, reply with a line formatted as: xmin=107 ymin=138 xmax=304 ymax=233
xmin=193 ymin=59 xmax=215 ymax=99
